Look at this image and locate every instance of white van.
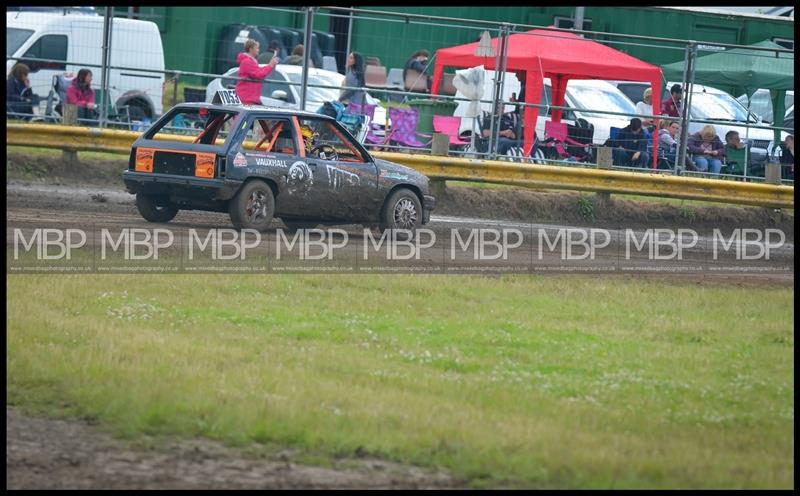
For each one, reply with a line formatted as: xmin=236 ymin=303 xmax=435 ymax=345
xmin=453 ymin=72 xmax=633 ymax=145
xmin=7 ymin=10 xmax=165 ymax=119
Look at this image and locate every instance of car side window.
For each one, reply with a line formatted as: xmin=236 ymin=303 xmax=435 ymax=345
xmin=540 ymin=85 xmax=575 ymax=120
xmin=297 ymin=117 xmax=365 ymax=163
xmin=222 ymin=70 xmax=239 ymax=90
xmin=263 ymin=72 xmax=295 ymax=104
xmin=22 ymin=34 xmax=68 ymax=71
xmin=241 ymin=117 xmax=297 ymax=154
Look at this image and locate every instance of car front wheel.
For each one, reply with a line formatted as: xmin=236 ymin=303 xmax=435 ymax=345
xmin=379 ymin=188 xmax=422 ymax=237
xmin=229 ymin=180 xmax=275 ymax=231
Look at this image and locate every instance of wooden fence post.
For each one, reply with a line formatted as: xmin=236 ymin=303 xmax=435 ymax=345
xmin=595 ymin=146 xmax=613 ymax=204
xmin=429 ymin=133 xmax=449 ymax=197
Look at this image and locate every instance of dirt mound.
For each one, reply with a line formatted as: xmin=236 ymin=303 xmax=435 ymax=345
xmin=437 ymin=185 xmax=793 ymax=232
xmin=6 ymin=408 xmax=461 ymax=489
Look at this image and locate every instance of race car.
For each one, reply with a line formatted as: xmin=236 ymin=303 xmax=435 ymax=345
xmin=122 ymin=92 xmax=435 ymax=233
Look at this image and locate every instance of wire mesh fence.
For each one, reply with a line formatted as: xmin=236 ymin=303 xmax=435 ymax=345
xmin=6 ymin=6 xmax=795 ymax=184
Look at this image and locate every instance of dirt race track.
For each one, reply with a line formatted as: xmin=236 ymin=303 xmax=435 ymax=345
xmin=6 ymin=408 xmax=460 ymax=489
xmin=5 ymin=152 xmax=794 ymax=488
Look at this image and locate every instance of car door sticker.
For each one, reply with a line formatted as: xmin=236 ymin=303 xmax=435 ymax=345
xmin=380 ymin=170 xmax=410 ymax=181
xmin=233 ymin=152 xmax=248 ymax=167
xmin=285 ymin=161 xmax=313 ymax=196
xmin=254 ymin=157 xmax=288 ymax=168
xmin=326 ymin=164 xmax=361 ymax=191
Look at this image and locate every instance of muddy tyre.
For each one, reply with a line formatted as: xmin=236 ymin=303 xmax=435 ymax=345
xmin=135 ymin=193 xmax=178 ymax=223
xmin=379 ymin=188 xmax=422 ymax=238
xmin=229 ymin=180 xmax=275 ymax=231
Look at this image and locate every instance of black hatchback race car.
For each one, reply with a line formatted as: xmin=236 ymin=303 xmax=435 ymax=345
xmin=122 ymin=95 xmax=435 ymax=233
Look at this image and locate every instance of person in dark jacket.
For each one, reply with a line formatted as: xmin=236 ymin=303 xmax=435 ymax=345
xmin=613 ymin=117 xmax=650 ymax=168
xmin=339 ymin=51 xmax=366 ymax=105
xmin=687 ymin=124 xmax=725 ymax=173
xmin=7 ymin=62 xmax=34 ymax=119
xmin=402 ymin=49 xmax=431 ymax=93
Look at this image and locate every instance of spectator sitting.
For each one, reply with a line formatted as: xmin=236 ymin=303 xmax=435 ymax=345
xmin=635 ymin=88 xmax=654 ymax=129
xmin=660 ymin=83 xmax=683 ymax=118
xmin=688 ymin=124 xmax=725 ymax=174
xmin=66 ymin=68 xmax=98 ymax=122
xmin=403 ymin=49 xmax=431 ymax=93
xmin=286 ymin=44 xmax=314 ymax=67
xmin=477 ymin=104 xmax=521 ymax=156
xmin=339 ymin=51 xmax=366 ymax=106
xmin=613 ymin=117 xmax=650 ymax=168
xmin=235 ymin=38 xmax=279 ymax=105
xmin=657 ymin=119 xmax=696 ymax=170
xmin=6 ymin=62 xmax=35 ymax=120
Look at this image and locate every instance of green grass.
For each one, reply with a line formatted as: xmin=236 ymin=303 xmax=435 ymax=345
xmin=7 ymin=145 xmax=127 ymax=163
xmin=6 ymin=274 xmax=793 ymax=488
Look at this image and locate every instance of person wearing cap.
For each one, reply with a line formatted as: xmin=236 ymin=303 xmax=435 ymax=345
xmin=635 ymin=88 xmax=654 ymax=129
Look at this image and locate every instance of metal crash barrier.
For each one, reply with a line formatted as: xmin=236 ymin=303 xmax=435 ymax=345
xmin=7 ymin=122 xmax=794 ymax=209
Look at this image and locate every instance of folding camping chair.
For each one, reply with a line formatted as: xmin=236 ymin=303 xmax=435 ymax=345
xmin=432 ymin=115 xmax=469 ymax=150
xmin=386 ymin=107 xmax=431 ymax=149
xmin=565 ymin=119 xmax=595 ymax=162
xmin=346 ymin=102 xmax=385 ymax=146
xmin=542 ymin=121 xmax=589 ymax=162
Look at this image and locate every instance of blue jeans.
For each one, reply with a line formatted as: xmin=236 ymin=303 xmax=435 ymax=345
xmin=693 ymin=156 xmax=722 ymax=174
xmin=613 ymin=149 xmax=650 ymax=168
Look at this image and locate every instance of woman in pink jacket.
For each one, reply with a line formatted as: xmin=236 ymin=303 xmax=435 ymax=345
xmin=66 ymin=68 xmax=97 ymax=121
xmin=235 ymin=39 xmax=279 ymax=105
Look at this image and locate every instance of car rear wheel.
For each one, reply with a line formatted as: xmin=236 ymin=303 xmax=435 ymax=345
xmin=136 ymin=193 xmax=179 ymax=223
xmin=229 ymin=180 xmax=275 ymax=231
xmin=379 ymin=188 xmax=422 ymax=239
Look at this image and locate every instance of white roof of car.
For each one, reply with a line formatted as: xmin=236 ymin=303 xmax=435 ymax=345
xmin=224 ymin=64 xmax=343 ymax=81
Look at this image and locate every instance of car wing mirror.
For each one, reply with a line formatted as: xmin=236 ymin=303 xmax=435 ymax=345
xmin=271 ymin=90 xmax=288 ymax=101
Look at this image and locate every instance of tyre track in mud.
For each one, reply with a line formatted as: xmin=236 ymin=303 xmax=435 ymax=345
xmin=7 ymin=180 xmax=794 ymax=283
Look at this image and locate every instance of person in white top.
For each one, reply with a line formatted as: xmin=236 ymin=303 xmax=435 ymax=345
xmin=635 ymin=88 xmax=653 ymax=129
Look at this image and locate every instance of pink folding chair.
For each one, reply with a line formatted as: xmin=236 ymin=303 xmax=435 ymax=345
xmin=543 ymin=120 xmax=586 ymax=160
xmin=432 ymin=115 xmax=469 ymax=147
xmin=386 ymin=107 xmax=431 ymax=149
xmin=346 ymin=102 xmax=384 ymax=145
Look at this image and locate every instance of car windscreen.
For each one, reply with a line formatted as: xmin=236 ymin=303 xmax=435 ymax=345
xmin=285 ymin=72 xmax=343 ymax=105
xmin=7 ymin=28 xmax=34 ymax=57
xmin=567 ymin=85 xmax=636 ymax=119
xmin=690 ymin=91 xmax=756 ymax=123
xmin=144 ymin=107 xmax=242 ymax=149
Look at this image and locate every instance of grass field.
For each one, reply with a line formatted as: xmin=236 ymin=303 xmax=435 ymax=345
xmin=6 ymin=274 xmax=794 ymax=488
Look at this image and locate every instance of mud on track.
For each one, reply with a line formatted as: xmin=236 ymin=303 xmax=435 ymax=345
xmin=6 ymin=408 xmax=461 ymax=489
xmin=6 ymin=151 xmax=795 ymax=234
